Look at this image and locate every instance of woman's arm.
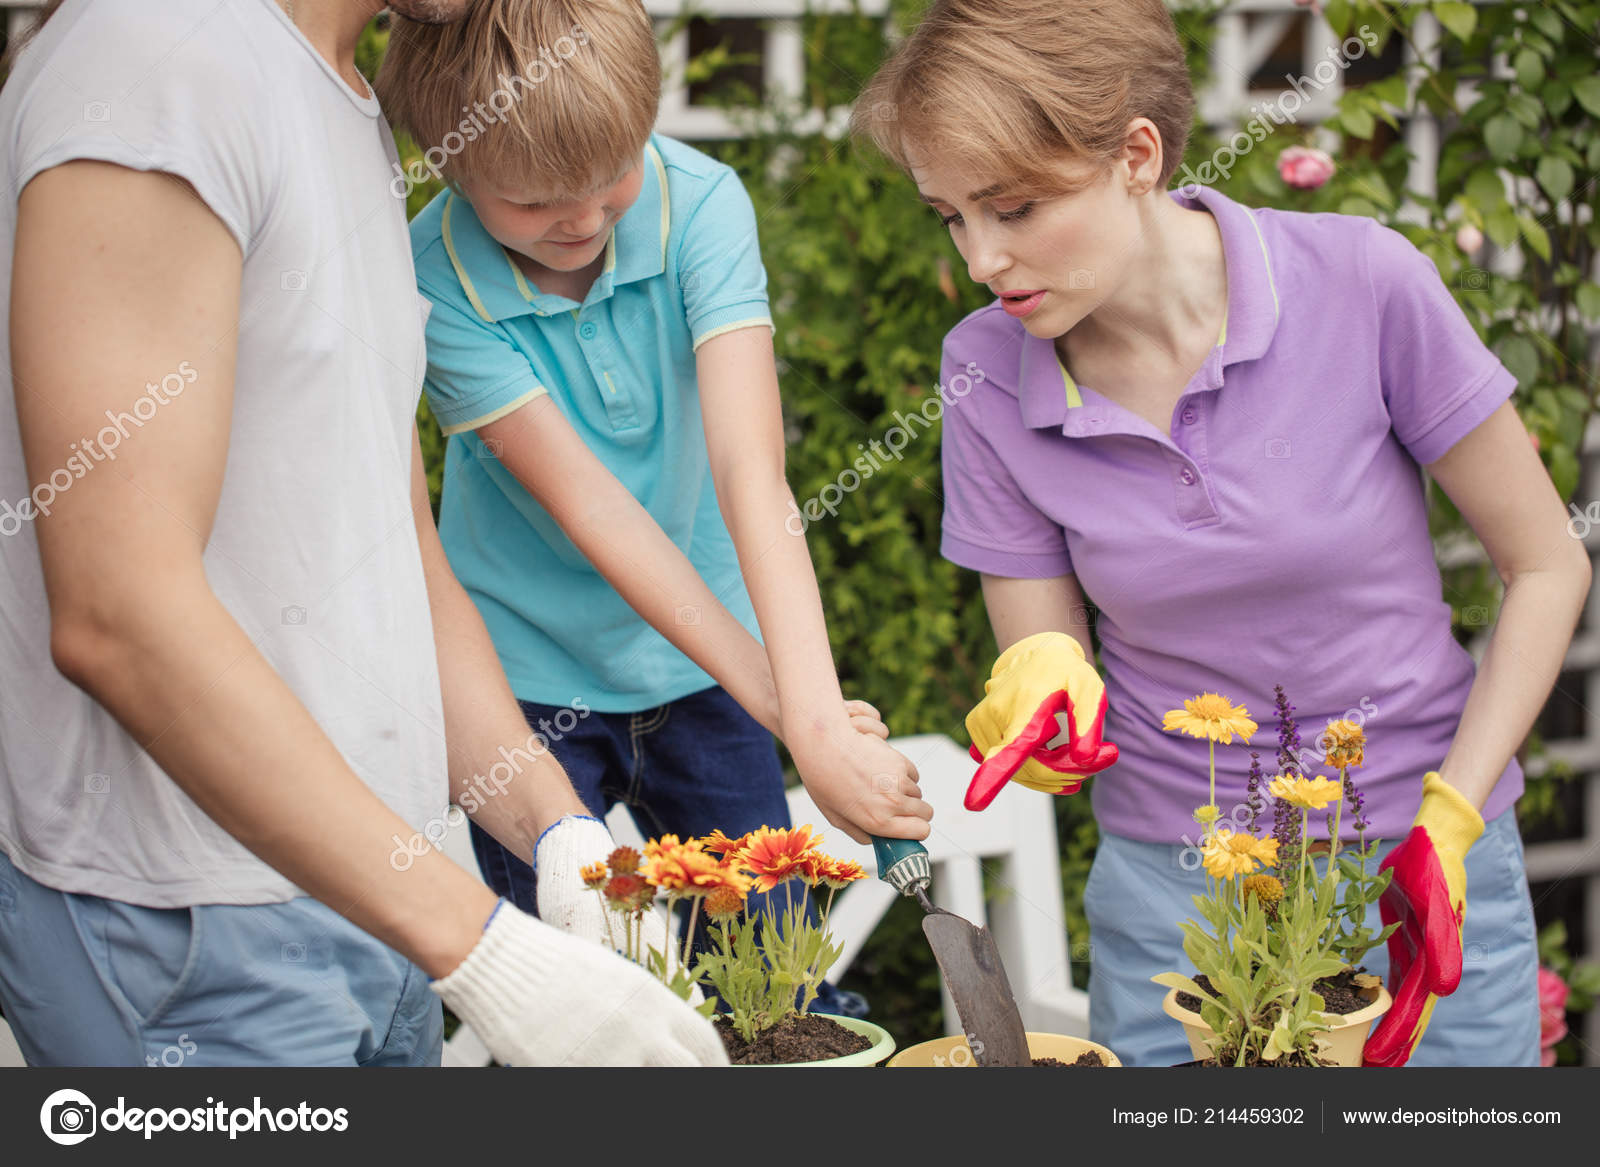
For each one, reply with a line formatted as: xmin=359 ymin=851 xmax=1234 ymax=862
xmin=695 ymin=326 xmax=931 ymax=843
xmin=980 ymin=573 xmax=1092 ymax=655
xmin=1426 ymin=401 xmax=1592 ymax=808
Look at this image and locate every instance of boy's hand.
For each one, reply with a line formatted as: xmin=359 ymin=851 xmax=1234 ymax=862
xmin=791 ymin=729 xmax=932 ymax=845
xmin=845 ymin=698 xmax=889 ymax=739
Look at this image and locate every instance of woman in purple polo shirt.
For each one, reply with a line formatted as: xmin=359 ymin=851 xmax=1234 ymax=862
xmin=854 ymin=0 xmax=1591 ymax=1066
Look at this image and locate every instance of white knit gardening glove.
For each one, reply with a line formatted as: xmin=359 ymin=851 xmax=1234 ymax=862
xmin=534 ymin=814 xmax=677 ymax=961
xmin=430 ymin=901 xmax=728 ymax=1066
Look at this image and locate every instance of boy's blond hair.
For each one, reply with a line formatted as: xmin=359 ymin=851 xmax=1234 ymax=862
xmin=851 ymin=0 xmax=1193 ymax=197
xmin=376 ymin=0 xmax=660 ymax=196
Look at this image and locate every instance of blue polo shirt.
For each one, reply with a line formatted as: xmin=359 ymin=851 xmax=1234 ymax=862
xmin=411 ymin=134 xmax=774 ymax=709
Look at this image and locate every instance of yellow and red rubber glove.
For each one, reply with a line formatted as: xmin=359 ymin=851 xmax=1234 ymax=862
xmin=962 ymin=632 xmax=1118 ymax=812
xmin=1362 ymin=771 xmax=1484 ymax=1067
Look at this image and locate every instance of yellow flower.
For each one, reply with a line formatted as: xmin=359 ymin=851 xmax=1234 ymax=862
xmin=641 ymin=835 xmax=734 ymax=892
xmin=579 ymin=861 xmax=608 ymax=890
xmin=1162 ymin=693 xmax=1258 ymax=745
xmin=1242 ymin=873 xmax=1284 ymax=911
xmin=1202 ymin=829 xmax=1279 ymax=880
xmin=1267 ymin=774 xmax=1343 ymax=810
xmin=699 ymin=828 xmax=749 ymax=857
xmin=1322 ymin=719 xmax=1366 ymax=769
xmin=1193 ymin=804 xmax=1221 ymax=825
xmin=703 ymin=885 xmax=746 ymax=919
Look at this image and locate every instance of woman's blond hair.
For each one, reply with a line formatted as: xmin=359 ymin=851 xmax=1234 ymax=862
xmin=851 ymin=0 xmax=1193 ymax=197
xmin=376 ymin=0 xmax=660 ymax=196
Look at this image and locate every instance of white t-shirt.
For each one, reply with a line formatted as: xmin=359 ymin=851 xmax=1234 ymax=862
xmin=0 ymin=0 xmax=448 ymax=906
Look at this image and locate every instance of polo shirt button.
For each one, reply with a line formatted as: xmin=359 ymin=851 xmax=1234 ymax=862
xmin=579 ymin=322 xmax=598 ymax=339
xmin=1180 ymin=407 xmax=1197 ymax=425
xmin=1178 ymin=467 xmax=1196 ymax=486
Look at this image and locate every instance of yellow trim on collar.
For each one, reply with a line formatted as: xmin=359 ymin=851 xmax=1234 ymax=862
xmin=647 ymin=142 xmax=669 ymax=269
xmin=1218 ymin=304 xmax=1229 ymax=346
xmin=1244 ymin=208 xmax=1279 ymax=323
xmin=1058 ymin=358 xmax=1083 ymax=410
xmin=442 ymin=194 xmax=495 ymax=324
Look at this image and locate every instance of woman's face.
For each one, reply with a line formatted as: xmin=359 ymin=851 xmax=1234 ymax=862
xmin=907 ymin=148 xmax=1145 ymax=340
xmin=461 ymin=157 xmax=646 ymax=276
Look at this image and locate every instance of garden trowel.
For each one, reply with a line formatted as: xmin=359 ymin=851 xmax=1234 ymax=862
xmin=872 ymin=836 xmax=1032 ymax=1066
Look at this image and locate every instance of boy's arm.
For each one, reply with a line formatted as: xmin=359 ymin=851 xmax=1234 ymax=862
xmin=407 ymin=425 xmax=590 ymax=854
xmin=14 ymin=161 xmax=494 ymax=978
xmin=694 ymin=326 xmax=932 ymax=843
xmin=476 ymin=394 xmax=785 ymax=735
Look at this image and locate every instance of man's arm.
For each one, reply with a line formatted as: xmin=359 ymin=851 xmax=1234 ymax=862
xmin=1426 ymin=400 xmax=1592 ymax=808
xmin=407 ymin=424 xmax=591 ymax=855
xmin=13 ymin=160 xmax=493 ymax=977
xmin=695 ymin=325 xmax=930 ymax=843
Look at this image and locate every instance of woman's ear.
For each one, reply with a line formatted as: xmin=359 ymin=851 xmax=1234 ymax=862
xmin=1120 ymin=117 xmax=1166 ymax=196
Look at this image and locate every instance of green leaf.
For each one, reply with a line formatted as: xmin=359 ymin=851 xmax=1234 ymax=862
xmin=1575 ymin=282 xmax=1600 ymax=323
xmin=1529 ymin=6 xmax=1565 ymax=38
xmin=1152 ymin=972 xmax=1211 ymax=1000
xmin=1434 ymin=2 xmax=1477 ymax=41
xmin=1499 ymin=336 xmax=1541 ymax=387
xmin=1342 ymin=104 xmax=1377 ymax=140
xmin=1543 ymin=80 xmax=1573 ymax=117
xmin=1536 ymin=157 xmax=1575 ymax=207
xmin=1464 ymin=167 xmax=1506 ymax=211
xmin=1484 ymin=115 xmax=1522 ymax=162
xmin=1519 ymin=214 xmax=1553 ymax=262
xmin=1573 ymin=77 xmax=1600 ymax=119
xmin=1515 ymin=49 xmax=1544 ymax=93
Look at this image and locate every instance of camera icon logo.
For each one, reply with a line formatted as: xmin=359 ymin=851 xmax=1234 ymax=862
xmin=675 ymin=605 xmax=702 ymax=626
xmin=282 ymin=941 xmax=307 ymax=963
xmin=679 ymin=270 xmax=701 ymax=290
xmin=280 ymin=270 xmax=308 ymax=292
xmin=83 ymin=101 xmax=111 ymax=122
xmin=1457 ymin=268 xmax=1490 ymax=291
xmin=1265 ymin=437 xmax=1292 ymax=459
xmin=1068 ymin=268 xmax=1096 ymax=290
xmin=479 ymin=437 xmax=504 ymax=459
xmin=84 ymin=773 xmax=111 ymax=795
xmin=1461 ymin=605 xmax=1490 ymax=627
xmin=40 ymin=1088 xmax=97 ymax=1146
xmin=281 ymin=605 xmax=307 ymax=626
xmin=870 ymin=101 xmax=898 ymax=122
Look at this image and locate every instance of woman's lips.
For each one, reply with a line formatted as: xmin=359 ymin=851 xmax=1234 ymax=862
xmin=1000 ymin=290 xmax=1045 ymax=318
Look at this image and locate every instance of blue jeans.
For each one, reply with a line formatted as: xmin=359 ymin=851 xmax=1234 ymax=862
xmin=472 ymin=685 xmax=806 ymax=955
xmin=0 ymin=849 xmax=441 ymax=1067
xmin=1085 ymin=809 xmax=1541 ymax=1066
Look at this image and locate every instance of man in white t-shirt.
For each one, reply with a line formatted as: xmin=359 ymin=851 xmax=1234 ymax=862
xmin=0 ymin=0 xmax=723 ymax=1067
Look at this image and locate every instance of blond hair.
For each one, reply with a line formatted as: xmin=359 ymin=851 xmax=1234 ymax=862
xmin=851 ymin=0 xmax=1193 ymax=197
xmin=376 ymin=0 xmax=660 ymax=195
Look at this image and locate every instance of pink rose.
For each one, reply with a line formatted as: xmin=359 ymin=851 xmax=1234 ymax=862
xmin=1538 ymin=967 xmax=1569 ymax=1066
xmin=1456 ymin=224 xmax=1485 ymax=255
xmin=1278 ymin=146 xmax=1335 ymax=190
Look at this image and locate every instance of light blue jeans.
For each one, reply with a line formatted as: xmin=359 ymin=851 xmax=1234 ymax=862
xmin=1085 ymin=809 xmax=1541 ymax=1066
xmin=0 ymin=849 xmax=442 ymax=1067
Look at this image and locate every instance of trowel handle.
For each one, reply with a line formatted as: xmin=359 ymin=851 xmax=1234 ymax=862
xmin=871 ymin=836 xmax=931 ymax=895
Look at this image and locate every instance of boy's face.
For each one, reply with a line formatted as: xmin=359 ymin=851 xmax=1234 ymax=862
xmin=462 ymin=158 xmax=646 ymax=277
xmin=907 ymin=147 xmax=1143 ymax=341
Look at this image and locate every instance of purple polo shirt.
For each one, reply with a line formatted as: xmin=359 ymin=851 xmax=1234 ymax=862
xmin=939 ymin=184 xmax=1521 ymax=845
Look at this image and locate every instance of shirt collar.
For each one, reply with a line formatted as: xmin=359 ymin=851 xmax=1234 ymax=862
xmin=441 ymin=137 xmax=671 ymax=324
xmin=1016 ymin=183 xmax=1280 ymax=430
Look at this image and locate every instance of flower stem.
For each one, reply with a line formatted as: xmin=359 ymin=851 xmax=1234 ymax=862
xmin=1207 ymin=738 xmax=1217 ymax=843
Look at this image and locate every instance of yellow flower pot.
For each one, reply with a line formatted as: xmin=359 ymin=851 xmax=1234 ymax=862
xmin=734 ymin=1016 xmax=896 ymax=1067
xmin=885 ymin=1031 xmax=1121 ymax=1067
xmin=1160 ymin=984 xmax=1393 ymax=1066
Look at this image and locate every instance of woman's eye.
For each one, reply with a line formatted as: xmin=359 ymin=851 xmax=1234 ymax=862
xmin=996 ymin=202 xmax=1034 ymax=223
xmin=938 ymin=210 xmax=962 ymax=228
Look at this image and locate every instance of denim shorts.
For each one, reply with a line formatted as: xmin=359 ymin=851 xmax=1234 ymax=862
xmin=471 ymin=684 xmax=794 ymax=921
xmin=0 ymin=849 xmax=441 ymax=1067
xmin=1084 ymin=809 xmax=1541 ymax=1066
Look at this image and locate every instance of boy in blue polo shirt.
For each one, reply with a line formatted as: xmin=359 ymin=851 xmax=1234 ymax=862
xmin=376 ymin=0 xmax=930 ymax=939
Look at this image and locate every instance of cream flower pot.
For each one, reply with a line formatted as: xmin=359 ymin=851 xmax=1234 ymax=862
xmin=885 ymin=1031 xmax=1121 ymax=1067
xmin=1161 ymin=983 xmax=1392 ymax=1066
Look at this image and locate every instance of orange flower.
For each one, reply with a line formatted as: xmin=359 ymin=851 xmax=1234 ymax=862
xmin=813 ymin=856 xmax=867 ymax=890
xmin=737 ymin=824 xmax=822 ymax=893
xmin=699 ymin=828 xmax=749 ymax=857
xmin=703 ymin=885 xmax=746 ymax=919
xmin=603 ymin=873 xmax=651 ymax=912
xmin=642 ymin=835 xmax=754 ymax=895
xmin=579 ymin=861 xmax=608 ymax=889
xmin=607 ymin=846 xmax=641 ymax=876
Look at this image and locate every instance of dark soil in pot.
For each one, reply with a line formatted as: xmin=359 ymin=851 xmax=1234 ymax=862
xmin=713 ymin=1013 xmax=872 ymax=1064
xmin=1033 ymin=1050 xmax=1107 ymax=1067
xmin=1175 ymin=966 xmax=1373 ymax=1016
